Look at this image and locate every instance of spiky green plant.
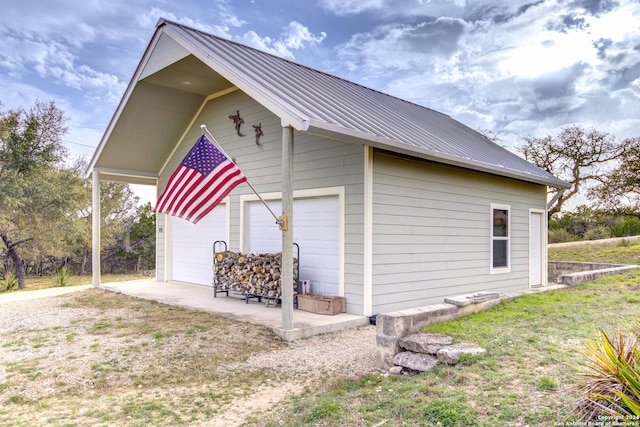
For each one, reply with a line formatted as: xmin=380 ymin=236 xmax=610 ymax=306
xmin=2 ymin=269 xmax=18 ymax=291
xmin=575 ymin=318 xmax=640 ymax=421
xmin=53 ymin=266 xmax=70 ymax=287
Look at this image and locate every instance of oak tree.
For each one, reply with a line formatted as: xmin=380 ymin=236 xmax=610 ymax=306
xmin=0 ymin=100 xmax=70 ymax=288
xmin=517 ymin=126 xmax=628 ymax=219
xmin=589 ymin=137 xmax=640 ymax=212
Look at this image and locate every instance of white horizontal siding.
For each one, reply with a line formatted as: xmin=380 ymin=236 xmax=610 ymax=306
xmin=371 ymin=151 xmax=546 ymax=314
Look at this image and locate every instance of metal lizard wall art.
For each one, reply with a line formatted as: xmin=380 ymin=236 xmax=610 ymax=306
xmin=252 ymin=123 xmax=263 ymax=146
xmin=228 ymin=110 xmax=245 ymax=136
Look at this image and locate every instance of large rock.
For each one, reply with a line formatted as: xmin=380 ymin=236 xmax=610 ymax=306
xmin=398 ymin=333 xmax=453 ymax=354
xmin=436 ymin=343 xmax=486 ymax=365
xmin=392 ymin=351 xmax=439 ymax=372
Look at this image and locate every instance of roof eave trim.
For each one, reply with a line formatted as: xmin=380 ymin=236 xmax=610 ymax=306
xmin=85 ymin=23 xmax=170 ymax=178
xmin=306 ymin=121 xmax=571 ymax=189
xmin=92 ymin=168 xmax=159 ymax=185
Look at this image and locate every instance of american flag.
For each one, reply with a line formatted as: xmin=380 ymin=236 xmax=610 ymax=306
xmin=155 ymin=135 xmax=246 ymax=224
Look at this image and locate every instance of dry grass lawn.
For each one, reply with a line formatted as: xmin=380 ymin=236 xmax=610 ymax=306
xmin=2 ymin=241 xmax=640 ymax=426
xmin=0 ymin=289 xmax=290 ymax=426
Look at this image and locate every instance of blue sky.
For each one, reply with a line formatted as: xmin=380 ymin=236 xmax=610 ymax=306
xmin=2 ymin=0 xmax=640 ymax=185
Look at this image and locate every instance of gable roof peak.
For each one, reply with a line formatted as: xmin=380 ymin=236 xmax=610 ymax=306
xmin=148 ymin=18 xmax=569 ymax=189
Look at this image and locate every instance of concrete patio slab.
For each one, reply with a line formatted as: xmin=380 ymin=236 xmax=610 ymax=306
xmin=99 ymin=280 xmax=369 ymax=341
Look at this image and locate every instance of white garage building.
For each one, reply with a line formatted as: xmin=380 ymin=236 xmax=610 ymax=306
xmin=87 ymin=19 xmax=569 ymax=319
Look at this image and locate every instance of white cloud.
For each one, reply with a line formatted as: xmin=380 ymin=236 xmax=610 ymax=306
xmin=325 ymin=0 xmax=640 ymax=144
xmin=138 ymin=7 xmax=240 ymax=39
xmin=0 ymin=78 xmax=53 ymax=111
xmin=278 ymin=22 xmax=326 ymax=50
xmin=136 ymin=0 xmax=249 ymax=41
xmin=319 ymin=0 xmax=385 ymax=15
xmin=240 ymin=21 xmax=326 ymax=60
xmin=0 ymin=0 xmax=128 ymax=47
xmin=2 ymin=0 xmax=640 ymax=164
xmin=0 ymin=29 xmax=126 ymax=106
xmin=338 ymin=17 xmax=469 ymax=81
xmin=319 ymin=0 xmax=465 ymax=17
xmin=498 ymin=33 xmax=596 ymax=78
xmin=216 ymin=1 xmax=248 ymax=29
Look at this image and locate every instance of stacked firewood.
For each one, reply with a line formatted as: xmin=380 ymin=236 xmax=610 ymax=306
xmin=213 ymin=251 xmax=298 ymax=297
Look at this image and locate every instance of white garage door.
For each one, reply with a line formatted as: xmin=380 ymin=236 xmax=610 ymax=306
xmin=246 ymin=195 xmax=339 ymax=295
xmin=170 ymin=205 xmax=226 ymax=286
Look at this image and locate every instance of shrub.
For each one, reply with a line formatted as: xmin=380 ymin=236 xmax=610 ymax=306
xmin=612 ymin=216 xmax=640 ymax=238
xmin=548 ymin=228 xmax=578 ymax=244
xmin=575 ymin=317 xmax=640 ymax=421
xmin=583 ymin=225 xmax=611 ymax=241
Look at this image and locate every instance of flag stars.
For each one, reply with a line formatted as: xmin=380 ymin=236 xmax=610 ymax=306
xmin=181 ymin=137 xmax=228 ymax=176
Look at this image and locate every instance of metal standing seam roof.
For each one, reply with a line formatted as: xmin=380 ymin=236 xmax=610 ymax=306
xmin=159 ymin=19 xmax=569 ymax=189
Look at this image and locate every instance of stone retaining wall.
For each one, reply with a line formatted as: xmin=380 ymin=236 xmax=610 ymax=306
xmin=549 ymin=261 xmax=638 ymax=286
xmin=376 ymin=260 xmax=639 ymax=369
xmin=375 ymin=286 xmax=567 ymax=369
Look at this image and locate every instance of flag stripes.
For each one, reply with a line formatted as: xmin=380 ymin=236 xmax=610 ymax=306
xmin=154 ymin=135 xmax=246 ymax=224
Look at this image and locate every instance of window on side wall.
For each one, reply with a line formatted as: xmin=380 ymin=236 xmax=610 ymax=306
xmin=490 ymin=204 xmax=510 ymax=273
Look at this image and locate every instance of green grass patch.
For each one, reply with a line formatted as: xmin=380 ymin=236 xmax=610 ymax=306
xmin=90 ymin=319 xmax=112 ymax=332
xmin=4 ymin=243 xmax=639 ymax=426
xmin=549 ymin=240 xmax=640 ymax=264
xmin=421 ymin=392 xmax=487 ymax=427
xmin=186 ymin=324 xmax=208 ymax=335
xmin=256 ymin=264 xmax=640 ymax=426
xmin=537 ymin=376 xmax=559 ymax=391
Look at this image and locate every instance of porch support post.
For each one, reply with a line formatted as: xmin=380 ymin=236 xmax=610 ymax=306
xmin=91 ymin=168 xmax=101 ymax=287
xmin=281 ymin=126 xmax=294 ymax=330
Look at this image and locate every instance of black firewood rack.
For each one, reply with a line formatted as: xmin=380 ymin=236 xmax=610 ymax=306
xmin=212 ymin=240 xmax=299 ymax=308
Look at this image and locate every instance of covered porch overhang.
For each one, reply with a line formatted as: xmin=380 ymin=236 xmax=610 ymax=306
xmin=87 ymin=29 xmax=313 ymax=331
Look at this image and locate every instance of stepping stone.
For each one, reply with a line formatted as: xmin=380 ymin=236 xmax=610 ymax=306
xmin=392 ymin=351 xmax=438 ymax=372
xmin=399 ymin=332 xmax=453 ymax=354
xmin=445 ymin=291 xmax=499 ymax=306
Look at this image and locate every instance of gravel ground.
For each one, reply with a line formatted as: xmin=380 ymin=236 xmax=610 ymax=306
xmin=0 ymin=287 xmax=378 ymax=426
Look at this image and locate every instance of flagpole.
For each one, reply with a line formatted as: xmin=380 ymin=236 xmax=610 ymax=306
xmin=200 ymin=124 xmax=283 ymax=227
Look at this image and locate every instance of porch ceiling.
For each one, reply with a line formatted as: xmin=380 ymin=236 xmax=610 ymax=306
xmin=91 ymin=53 xmax=234 ymax=184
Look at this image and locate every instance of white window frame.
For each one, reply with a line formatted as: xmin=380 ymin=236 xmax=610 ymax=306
xmin=490 ymin=203 xmax=511 ymax=274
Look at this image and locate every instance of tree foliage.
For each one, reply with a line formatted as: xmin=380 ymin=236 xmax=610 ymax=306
xmin=548 ymin=205 xmax=640 ymax=243
xmin=517 ymin=126 xmax=629 ymax=219
xmin=101 ymin=203 xmax=156 ymax=274
xmin=0 ymin=100 xmax=155 ymax=288
xmin=0 ymin=101 xmax=73 ymax=288
xmin=590 ymin=137 xmax=640 ymax=212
